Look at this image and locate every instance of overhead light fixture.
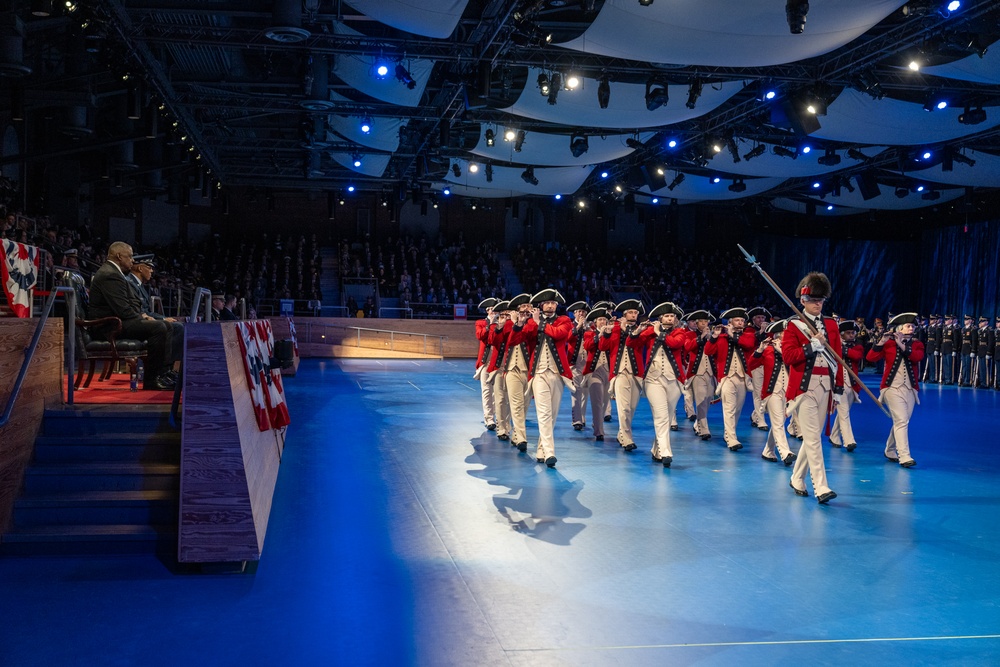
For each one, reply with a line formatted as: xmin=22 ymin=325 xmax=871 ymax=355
xmin=452 ymin=163 xmax=461 ymax=177
xmin=958 ymin=106 xmax=987 ymax=125
xmin=570 ymin=132 xmax=589 ymax=157
xmin=352 ymin=153 xmax=363 ymax=168
xmin=597 ymin=74 xmax=611 ymax=109
xmin=504 ymin=128 xmax=516 ymax=142
xmin=847 ymin=147 xmax=871 ymax=161
xmin=729 ymin=178 xmax=747 ymax=193
xmin=639 ymin=0 xmax=654 ymax=5
xmin=521 ymin=166 xmax=538 ymax=186
xmin=743 ymin=144 xmax=766 ymax=161
xmin=484 ymin=128 xmax=495 ymax=146
xmin=944 ymin=32 xmax=987 ymax=57
xmin=686 ymin=79 xmax=703 ymax=110
xmin=626 ymin=136 xmax=643 ymax=149
xmin=726 ymin=137 xmax=740 ymax=163
xmin=564 ymin=73 xmax=581 ymax=90
xmin=548 ymin=72 xmax=561 ymax=105
xmin=469 ymin=163 xmax=479 ymax=173
xmin=485 ymin=162 xmax=494 ymax=182
xmin=514 ymin=130 xmax=526 ymax=152
xmin=895 ymin=186 xmax=908 ymax=198
xmin=537 ymin=73 xmax=550 ymax=97
xmin=773 ymin=146 xmax=798 ymax=159
xmin=786 ymin=0 xmax=808 ymax=34
xmin=645 ymin=78 xmax=669 ymax=111
xmin=817 ymin=147 xmax=841 ymax=166
xmin=395 ymin=64 xmax=416 ymax=89
xmin=851 ymin=69 xmax=885 ymax=101
xmin=923 ymin=91 xmax=949 ymax=111
xmin=374 ymin=60 xmax=391 ymax=78
xmin=360 ymin=115 xmax=372 ymax=134
xmin=667 ymin=173 xmax=685 ymax=190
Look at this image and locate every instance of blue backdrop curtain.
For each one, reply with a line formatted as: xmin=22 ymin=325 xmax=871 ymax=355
xmin=920 ymin=219 xmax=1000 ymax=318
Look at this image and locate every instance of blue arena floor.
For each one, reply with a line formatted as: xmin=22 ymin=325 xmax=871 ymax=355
xmin=2 ymin=358 xmax=1000 ymax=666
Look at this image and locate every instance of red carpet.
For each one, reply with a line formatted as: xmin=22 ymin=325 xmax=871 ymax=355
xmin=64 ymin=373 xmax=179 ymax=404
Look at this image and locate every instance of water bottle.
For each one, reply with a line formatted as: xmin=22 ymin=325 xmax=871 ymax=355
xmin=137 ymin=362 xmax=145 ymax=389
xmin=130 ymin=365 xmax=138 ymax=392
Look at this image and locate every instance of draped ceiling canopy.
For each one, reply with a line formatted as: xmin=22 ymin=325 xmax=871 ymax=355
xmin=10 ymin=0 xmax=1000 ymax=220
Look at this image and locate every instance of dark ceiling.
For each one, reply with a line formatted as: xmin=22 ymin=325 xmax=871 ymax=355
xmin=2 ymin=0 xmax=1000 ymax=221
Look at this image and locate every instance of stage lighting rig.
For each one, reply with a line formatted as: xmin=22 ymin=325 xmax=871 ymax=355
xmin=786 ymin=0 xmax=808 ymax=34
xmin=597 ymin=74 xmax=611 ymax=109
xmin=743 ymin=144 xmax=766 ymax=161
xmin=570 ymin=132 xmax=589 ymax=157
xmin=958 ymin=106 xmax=987 ymax=125
xmin=686 ymin=79 xmax=703 ymax=110
xmin=645 ymin=78 xmax=669 ymax=111
xmin=521 ymin=167 xmax=539 ymax=186
xmin=667 ymin=173 xmax=685 ymax=191
xmin=817 ymin=148 xmax=841 ymax=166
xmin=395 ymin=64 xmax=416 ymax=90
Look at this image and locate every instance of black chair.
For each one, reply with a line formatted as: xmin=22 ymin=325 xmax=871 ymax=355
xmin=74 ymin=317 xmax=148 ymax=389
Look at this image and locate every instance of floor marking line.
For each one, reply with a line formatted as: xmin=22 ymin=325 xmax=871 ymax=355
xmin=355 ymin=380 xmax=363 ymax=390
xmin=506 ymin=634 xmax=1000 ymax=653
xmin=457 ymin=382 xmax=476 ymax=391
xmin=408 ymin=381 xmax=421 ymax=391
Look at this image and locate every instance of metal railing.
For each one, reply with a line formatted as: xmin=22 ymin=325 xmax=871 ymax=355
xmin=188 ymin=287 xmax=213 ymax=322
xmin=298 ymin=321 xmax=446 ymax=357
xmin=0 ymin=286 xmax=77 ymax=426
xmin=378 ymin=307 xmax=413 ymax=318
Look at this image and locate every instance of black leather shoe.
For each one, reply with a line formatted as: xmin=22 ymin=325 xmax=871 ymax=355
xmin=497 ymin=433 xmax=509 ymax=441
xmin=790 ymin=481 xmax=809 ymax=497
xmin=687 ymin=415 xmax=696 ymax=421
xmin=670 ymin=424 xmax=679 ymax=431
xmin=900 ymin=459 xmax=916 ymax=468
xmin=623 ymin=443 xmax=637 ymax=452
xmin=604 ymin=415 xmax=612 ymax=422
xmin=761 ymin=454 xmax=778 ymax=462
xmin=831 ymin=442 xmax=843 ymax=448
xmin=536 ymin=457 xmax=544 ymax=463
xmin=147 ymin=377 xmax=174 ymax=391
xmin=783 ymin=453 xmax=796 ymax=466
xmin=758 ymin=424 xmax=769 ymax=431
xmin=700 ymin=434 xmax=712 ymax=441
xmin=486 ymin=423 xmax=497 ymax=431
xmin=652 ymin=454 xmax=662 ymax=462
xmin=517 ymin=441 xmax=527 ymax=452
xmin=573 ymin=422 xmax=584 ymax=431
xmin=884 ymin=453 xmax=899 ymax=463
xmin=845 ymin=443 xmax=857 ymax=452
xmin=728 ymin=445 xmax=741 ymax=452
xmin=545 ymin=456 xmax=557 ymax=468
xmin=796 ymin=435 xmax=804 ymax=441
xmin=595 ymin=435 xmax=604 ymax=441
xmin=662 ymin=456 xmax=672 ymax=468
xmin=816 ymin=491 xmax=837 ymax=504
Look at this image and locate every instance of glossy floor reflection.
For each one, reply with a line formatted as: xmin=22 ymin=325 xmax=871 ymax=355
xmin=2 ymin=359 xmax=1000 ymax=666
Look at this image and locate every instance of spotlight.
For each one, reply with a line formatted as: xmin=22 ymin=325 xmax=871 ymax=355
xmin=360 ymin=115 xmax=372 ymax=134
xmin=799 ymin=144 xmax=812 ymax=154
xmin=570 ymin=132 xmax=589 ymax=158
xmin=764 ymin=89 xmax=777 ymax=100
xmin=626 ymin=137 xmax=643 ymax=149
xmin=548 ymin=73 xmax=561 ymax=105
xmin=564 ymin=73 xmax=581 ymax=90
xmin=639 ymin=0 xmax=654 ymax=5
xmin=840 ymin=176 xmax=855 ymax=193
xmin=958 ymin=106 xmax=987 ymax=125
xmin=578 ymin=199 xmax=587 ymax=208
xmin=395 ymin=64 xmax=417 ymax=90
xmin=908 ymin=58 xmax=921 ymax=71
xmin=442 ymin=187 xmax=450 ymax=195
xmin=921 ymin=150 xmax=932 ymax=160
xmin=600 ymin=171 xmax=609 ymax=178
xmin=554 ymin=194 xmax=562 ymax=200
xmin=352 ymin=153 xmax=363 ymax=168
xmin=666 ymin=138 xmax=678 ymax=149
xmin=812 ymin=181 xmax=821 ymax=189
xmin=923 ymin=91 xmax=949 ymax=111
xmin=469 ymin=163 xmax=479 ymax=173
xmin=521 ymin=166 xmax=539 ymax=186
xmin=817 ymin=148 xmax=841 ymax=166
xmin=485 ymin=162 xmax=494 ymax=182
xmin=712 ymin=176 xmax=722 ymax=184
xmin=348 ymin=185 xmax=356 ymax=192
xmin=452 ymin=163 xmax=461 ymax=177
xmin=743 ymin=144 xmax=766 ymax=161
xmin=945 ymin=32 xmax=987 ymax=57
xmin=728 ymin=178 xmax=747 ymax=193
xmin=786 ymin=0 xmax=808 ymax=34
xmin=773 ymin=146 xmax=798 ymax=159
xmin=374 ymin=61 xmax=391 ymax=78
xmin=847 ymin=147 xmax=871 ymax=161
xmin=686 ymin=80 xmax=703 ymax=110
xmin=726 ymin=137 xmax=740 ymax=163
xmin=947 ymin=0 xmax=961 ymax=11
xmin=485 ymin=128 xmax=495 ymax=146
xmin=827 ymin=205 xmax=834 ymax=211
xmin=895 ymin=186 xmax=908 ymax=198
xmin=652 ymin=197 xmax=659 ymax=204
xmin=597 ymin=74 xmax=611 ymax=109
xmin=537 ymin=73 xmax=550 ymax=96
xmin=851 ymin=69 xmax=884 ymax=100
xmin=504 ymin=128 xmax=516 ymax=142
xmin=514 ymin=130 xmax=526 ymax=152
xmin=645 ymin=78 xmax=669 ymax=111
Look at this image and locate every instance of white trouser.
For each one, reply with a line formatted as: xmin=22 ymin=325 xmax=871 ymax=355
xmin=493 ymin=370 xmax=511 ymax=437
xmin=504 ymin=369 xmax=528 ymax=445
xmin=646 ymin=374 xmax=681 ymax=458
xmin=682 ymin=379 xmax=695 ymax=418
xmin=479 ymin=367 xmax=495 ymax=426
xmin=829 ymin=385 xmax=858 ymax=446
xmin=570 ymin=359 xmax=589 ymax=426
xmin=790 ymin=376 xmax=833 ymax=496
xmin=587 ymin=366 xmax=609 ymax=437
xmin=719 ymin=375 xmax=747 ymax=447
xmin=750 ymin=366 xmax=764 ymax=425
xmin=692 ymin=372 xmax=715 ymax=436
xmin=883 ymin=385 xmax=917 ymax=463
xmin=612 ymin=373 xmax=642 ymax=446
xmin=532 ymin=369 xmax=565 ymax=460
xmin=761 ymin=391 xmax=793 ymax=459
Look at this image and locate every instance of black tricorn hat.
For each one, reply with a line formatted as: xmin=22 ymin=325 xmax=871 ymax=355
xmin=591 ymin=300 xmax=613 ymax=311
xmin=686 ymin=309 xmax=712 ymax=321
xmin=839 ymin=321 xmax=860 ymax=334
xmin=531 ymin=288 xmax=566 ymax=305
xmin=796 ymin=271 xmax=832 ymax=300
xmin=747 ymin=306 xmax=771 ymax=320
xmin=887 ymin=312 xmax=918 ymax=329
xmin=720 ymin=307 xmax=748 ymax=321
xmin=586 ymin=308 xmax=610 ymax=322
xmin=615 ymin=298 xmax=645 ymax=314
xmin=649 ymin=301 xmax=684 ymax=320
xmin=765 ymin=319 xmax=787 ymax=334
xmin=478 ymin=297 xmax=499 ymax=310
xmin=566 ymin=300 xmax=590 ymax=313
xmin=493 ymin=300 xmax=510 ymax=312
xmin=508 ymin=293 xmax=532 ymax=309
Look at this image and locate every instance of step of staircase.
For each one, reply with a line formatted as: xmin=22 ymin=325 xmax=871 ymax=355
xmin=32 ymin=433 xmax=181 ymax=464
xmin=12 ymin=490 xmax=178 ymax=526
xmin=0 ymin=524 xmax=177 ymax=556
xmin=22 ymin=463 xmax=180 ymax=493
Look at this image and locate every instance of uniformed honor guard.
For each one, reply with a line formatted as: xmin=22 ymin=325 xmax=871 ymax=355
xmin=994 ymin=316 xmax=1000 ymax=390
xmin=474 ymin=298 xmax=500 ymax=430
xmin=752 ymin=320 xmax=796 ymax=465
xmin=681 ymin=317 xmax=699 ymax=422
xmin=922 ymin=314 xmax=942 ymax=384
xmin=566 ymin=301 xmax=591 ymax=431
xmin=705 ymin=307 xmax=754 ymax=452
xmin=639 ymin=302 xmax=689 ymax=467
xmin=500 ymin=293 xmax=534 ymax=453
xmin=522 ymin=289 xmax=573 ymax=468
xmin=582 ymin=308 xmax=612 ymax=441
xmin=939 ymin=314 xmax=958 ymax=384
xmin=975 ymin=316 xmax=993 ymax=388
xmin=830 ymin=320 xmax=864 ymax=452
xmin=746 ymin=306 xmax=773 ymax=432
xmin=599 ymin=299 xmax=646 ymax=452
xmin=488 ymin=300 xmax=512 ymax=441
xmin=866 ymin=313 xmax=924 ymax=468
xmin=783 ymin=272 xmax=844 ymax=504
xmin=592 ymin=301 xmax=616 ymax=424
xmin=684 ymin=310 xmax=716 ymax=441
xmin=959 ymin=314 xmax=977 ymax=386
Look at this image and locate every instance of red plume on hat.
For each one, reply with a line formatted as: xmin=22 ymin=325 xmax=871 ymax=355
xmin=796 ymin=272 xmax=832 ymax=300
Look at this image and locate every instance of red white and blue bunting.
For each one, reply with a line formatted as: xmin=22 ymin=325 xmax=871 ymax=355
xmin=1 ymin=240 xmax=40 ymax=318
xmin=235 ymin=320 xmax=291 ymax=432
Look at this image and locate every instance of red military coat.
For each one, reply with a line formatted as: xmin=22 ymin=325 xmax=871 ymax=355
xmin=637 ymin=325 xmax=690 ymax=382
xmin=582 ymin=328 xmax=610 ymax=375
xmin=500 ymin=318 xmax=536 ymax=372
xmin=842 ymin=342 xmax=865 ymax=392
xmin=475 ymin=318 xmax=493 ymax=370
xmin=751 ymin=345 xmax=785 ymax=400
xmin=486 ymin=319 xmax=510 ymax=373
xmin=598 ymin=320 xmax=648 ymax=380
xmin=704 ymin=330 xmax=754 ymax=381
xmin=782 ymin=316 xmax=845 ymax=401
xmin=522 ymin=315 xmax=573 ymax=382
xmin=865 ymin=338 xmax=925 ymax=390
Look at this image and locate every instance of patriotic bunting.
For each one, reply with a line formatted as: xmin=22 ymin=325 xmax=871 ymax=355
xmin=1 ymin=240 xmax=40 ymax=318
xmin=235 ymin=320 xmax=291 ymax=431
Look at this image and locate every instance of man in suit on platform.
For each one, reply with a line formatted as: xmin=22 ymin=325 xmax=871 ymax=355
xmin=88 ymin=241 xmax=174 ymax=391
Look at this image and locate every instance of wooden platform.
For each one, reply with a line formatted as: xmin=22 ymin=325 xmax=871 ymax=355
xmin=287 ymin=317 xmax=477 ymax=358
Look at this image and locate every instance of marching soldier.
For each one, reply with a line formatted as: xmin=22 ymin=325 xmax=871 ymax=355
xmin=830 ymin=320 xmax=864 ymax=452
xmin=522 ymin=289 xmax=573 ymax=468
xmin=638 ymin=302 xmax=689 ymax=467
xmin=975 ymin=316 xmax=994 ymax=389
xmin=582 ymin=307 xmax=612 ymax=441
xmin=994 ymin=316 xmax=1000 ymax=390
xmin=940 ymin=314 xmax=958 ymax=384
xmin=592 ymin=301 xmax=616 ymax=424
xmin=783 ymin=272 xmax=844 ymax=504
xmin=684 ymin=310 xmax=716 ymax=441
xmin=599 ymin=299 xmax=646 ymax=452
xmin=681 ymin=317 xmax=699 ymax=423
xmin=866 ymin=313 xmax=924 ymax=468
xmin=752 ymin=320 xmax=796 ymax=466
xmin=566 ymin=301 xmax=591 ymax=431
xmin=474 ymin=297 xmax=499 ymax=430
xmin=705 ymin=307 xmax=754 ymax=452
xmin=746 ymin=306 xmax=773 ymax=432
xmin=488 ymin=300 xmax=512 ymax=442
xmin=959 ymin=314 xmax=977 ymax=386
xmin=500 ymin=293 xmax=534 ymax=453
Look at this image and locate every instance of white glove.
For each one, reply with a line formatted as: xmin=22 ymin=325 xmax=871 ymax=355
xmin=832 ymin=392 xmax=843 ymax=405
xmin=809 ymin=338 xmax=825 ymax=353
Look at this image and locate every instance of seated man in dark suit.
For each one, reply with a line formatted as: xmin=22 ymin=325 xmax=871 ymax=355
xmin=128 ymin=255 xmax=183 ymax=380
xmin=88 ymin=241 xmax=174 ymax=390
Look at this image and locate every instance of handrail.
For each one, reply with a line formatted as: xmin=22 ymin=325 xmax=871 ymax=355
xmin=188 ymin=287 xmax=213 ymax=322
xmin=378 ymin=307 xmax=412 ymax=318
xmin=0 ymin=286 xmax=76 ymax=427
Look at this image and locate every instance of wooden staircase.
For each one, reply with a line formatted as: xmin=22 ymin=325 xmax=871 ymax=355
xmin=1 ymin=405 xmax=180 ymax=556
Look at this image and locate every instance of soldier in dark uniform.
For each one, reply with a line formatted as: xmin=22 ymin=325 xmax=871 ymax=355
xmin=922 ymin=314 xmax=941 ymax=384
xmin=993 ymin=316 xmax=1000 ymax=390
xmin=958 ymin=314 xmax=977 ymax=386
xmin=975 ymin=316 xmax=994 ymax=389
xmin=940 ymin=314 xmax=958 ymax=384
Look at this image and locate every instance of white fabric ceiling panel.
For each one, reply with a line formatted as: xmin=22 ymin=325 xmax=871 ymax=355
xmin=772 ymin=198 xmax=866 ymax=217
xmin=807 ymin=185 xmax=964 ymax=210
xmin=557 ymin=0 xmax=906 ymax=68
xmin=714 ymin=141 xmax=889 ymax=178
xmin=341 ymin=0 xmax=468 ymax=39
xmin=814 ymin=89 xmax=1000 ymax=145
xmin=500 ymin=69 xmax=743 ymax=129
xmin=920 ymin=41 xmax=1000 ymax=85
xmin=470 ymin=127 xmax=653 ymax=166
xmin=446 ymin=159 xmax=593 ymax=196
xmin=899 ymin=149 xmax=1000 ymax=188
xmin=330 ymin=151 xmax=391 ymax=177
xmin=332 ymin=23 xmax=433 ymax=106
xmin=645 ymin=174 xmax=786 ymax=200
xmin=327 ymin=115 xmax=405 ymax=152
xmin=432 ymin=182 xmax=528 ymax=199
